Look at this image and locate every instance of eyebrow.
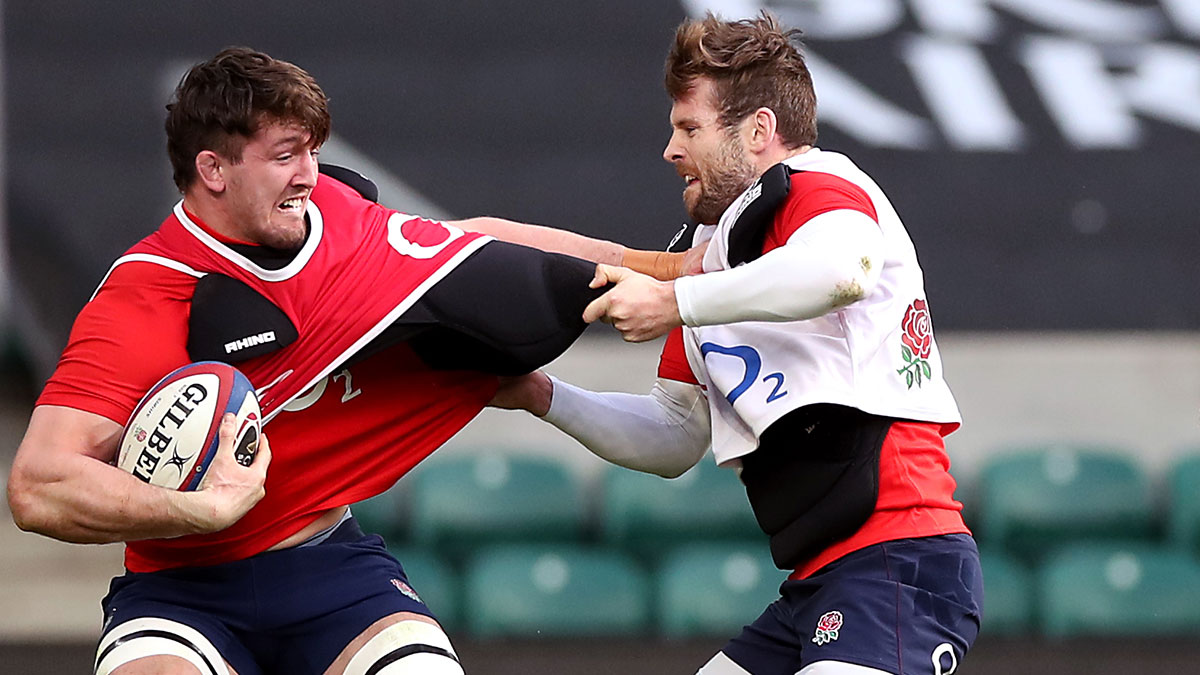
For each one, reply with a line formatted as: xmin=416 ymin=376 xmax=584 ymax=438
xmin=271 ymin=133 xmax=310 ymax=149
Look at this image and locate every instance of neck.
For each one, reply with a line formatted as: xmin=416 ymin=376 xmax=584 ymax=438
xmin=757 ymin=144 xmax=811 ymax=174
xmin=182 ymin=191 xmax=241 ymax=242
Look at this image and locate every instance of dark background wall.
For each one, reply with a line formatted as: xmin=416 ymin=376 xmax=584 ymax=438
xmin=6 ymin=0 xmax=1200 ymax=381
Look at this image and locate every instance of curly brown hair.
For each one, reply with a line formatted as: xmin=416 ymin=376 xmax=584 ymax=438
xmin=165 ymin=47 xmax=331 ymax=192
xmin=665 ymin=12 xmax=817 ymax=149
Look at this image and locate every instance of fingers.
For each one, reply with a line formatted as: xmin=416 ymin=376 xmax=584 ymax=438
xmin=218 ymin=412 xmax=237 ymax=444
xmin=589 ymin=263 xmax=631 ymax=289
xmin=582 ymin=292 xmax=612 ymax=324
xmin=253 ymin=432 xmax=272 ymax=472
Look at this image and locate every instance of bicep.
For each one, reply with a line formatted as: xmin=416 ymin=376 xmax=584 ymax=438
xmin=12 ymin=405 xmax=123 ymax=484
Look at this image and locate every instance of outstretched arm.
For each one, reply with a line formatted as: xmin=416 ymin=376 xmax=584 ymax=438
xmin=584 ymin=210 xmax=885 ymax=341
xmin=451 ymin=216 xmax=693 ymax=281
xmin=491 ymin=371 xmax=711 ymax=478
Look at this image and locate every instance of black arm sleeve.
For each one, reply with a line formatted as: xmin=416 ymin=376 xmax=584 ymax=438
xmin=354 ymin=241 xmax=605 ymax=375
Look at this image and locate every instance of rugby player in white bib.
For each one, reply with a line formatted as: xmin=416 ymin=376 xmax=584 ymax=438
xmin=493 ymin=12 xmax=982 ymax=675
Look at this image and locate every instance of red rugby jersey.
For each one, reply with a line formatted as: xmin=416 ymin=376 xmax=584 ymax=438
xmin=39 ymin=175 xmax=499 ymax=571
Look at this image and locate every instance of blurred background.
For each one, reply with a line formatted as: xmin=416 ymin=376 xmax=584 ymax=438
xmin=3 ymin=0 xmax=1200 ymax=672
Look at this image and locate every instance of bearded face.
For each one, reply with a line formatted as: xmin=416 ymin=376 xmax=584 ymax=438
xmin=665 ymin=78 xmax=760 ymax=225
xmin=681 ymin=129 xmax=759 ymax=224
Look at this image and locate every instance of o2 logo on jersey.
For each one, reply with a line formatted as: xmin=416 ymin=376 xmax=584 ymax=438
xmin=386 ymin=214 xmax=465 ymax=259
xmin=700 ymin=342 xmax=788 ymax=405
xmin=282 ymin=368 xmax=363 ymax=413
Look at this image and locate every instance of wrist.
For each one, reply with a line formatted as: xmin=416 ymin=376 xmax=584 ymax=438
xmin=530 ymin=372 xmax=553 ymax=417
xmin=620 ymin=248 xmax=683 ymax=281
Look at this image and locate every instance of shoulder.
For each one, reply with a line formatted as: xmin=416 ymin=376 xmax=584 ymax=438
xmin=41 ymin=260 xmax=194 ymax=424
xmin=91 ymin=257 xmax=201 ymax=305
xmin=784 ymin=170 xmax=877 ymax=222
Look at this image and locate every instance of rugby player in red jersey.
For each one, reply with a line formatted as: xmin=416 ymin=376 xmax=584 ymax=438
xmin=7 ymin=47 xmax=688 ymax=675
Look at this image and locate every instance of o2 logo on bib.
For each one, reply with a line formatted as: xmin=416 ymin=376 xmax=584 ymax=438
xmin=699 ymin=342 xmax=788 ymax=405
xmin=387 ymin=214 xmax=464 ymax=259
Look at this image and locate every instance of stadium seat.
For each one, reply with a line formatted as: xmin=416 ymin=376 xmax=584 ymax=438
xmin=463 ymin=544 xmax=651 ymax=638
xmin=601 ymin=457 xmax=761 ymax=561
xmin=1167 ymin=453 xmax=1200 ymax=556
xmin=978 ymin=549 xmax=1035 ymax=636
xmin=656 ymin=543 xmax=782 ymax=638
xmin=385 ymin=546 xmax=460 ymax=631
xmin=352 ymin=487 xmax=407 ymax=543
xmin=409 ymin=453 xmax=586 ymax=557
xmin=1038 ymin=543 xmax=1200 ymax=637
xmin=976 ymin=446 xmax=1155 ymax=562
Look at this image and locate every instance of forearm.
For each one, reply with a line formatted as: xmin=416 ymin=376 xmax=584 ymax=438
xmin=452 ymin=217 xmax=624 ymax=265
xmin=542 ymin=376 xmax=710 ymax=478
xmin=675 ymin=210 xmax=884 ymax=326
xmin=9 ymin=452 xmax=205 ymax=543
xmin=7 ymin=405 xmax=208 ymax=543
xmin=451 ymin=216 xmax=685 ymax=280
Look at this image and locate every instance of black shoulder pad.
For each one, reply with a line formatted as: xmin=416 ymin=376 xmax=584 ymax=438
xmin=188 ymin=274 xmax=299 ymax=363
xmin=319 ymin=163 xmax=380 ymax=203
xmin=726 ymin=162 xmax=794 ymax=267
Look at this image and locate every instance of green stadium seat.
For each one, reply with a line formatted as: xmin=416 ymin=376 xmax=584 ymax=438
xmin=464 ymin=544 xmax=651 ymax=638
xmin=656 ymin=543 xmax=782 ymax=638
xmin=352 ymin=487 xmax=407 ymax=543
xmin=1167 ymin=453 xmax=1200 ymax=556
xmin=385 ymin=546 xmax=461 ymax=632
xmin=977 ymin=446 xmax=1155 ymax=562
xmin=978 ymin=549 xmax=1035 ymax=636
xmin=601 ymin=456 xmax=761 ymax=561
xmin=1038 ymin=543 xmax=1200 ymax=638
xmin=409 ymin=453 xmax=586 ymax=558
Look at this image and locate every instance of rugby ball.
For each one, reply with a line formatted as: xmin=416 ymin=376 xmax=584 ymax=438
xmin=117 ymin=361 xmax=262 ymax=491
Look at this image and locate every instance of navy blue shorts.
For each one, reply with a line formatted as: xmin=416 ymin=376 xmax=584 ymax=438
xmin=99 ymin=517 xmax=436 ymax=675
xmin=722 ymin=534 xmax=983 ymax=675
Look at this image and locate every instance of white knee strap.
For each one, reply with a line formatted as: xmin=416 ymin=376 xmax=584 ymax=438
xmin=697 ymin=652 xmax=753 ymax=675
xmin=696 ymin=653 xmax=894 ymax=675
xmin=344 ymin=620 xmax=463 ymax=675
xmin=797 ymin=661 xmax=892 ymax=674
xmin=95 ymin=617 xmax=230 ymax=675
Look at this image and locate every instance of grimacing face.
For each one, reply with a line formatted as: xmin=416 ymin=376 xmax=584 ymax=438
xmin=219 ymin=121 xmax=320 ymax=250
xmin=663 ymin=78 xmax=758 ymax=224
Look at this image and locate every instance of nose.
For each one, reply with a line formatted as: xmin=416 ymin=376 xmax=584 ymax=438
xmin=296 ymin=150 xmax=319 ymax=186
xmin=663 ymin=132 xmax=684 ymax=164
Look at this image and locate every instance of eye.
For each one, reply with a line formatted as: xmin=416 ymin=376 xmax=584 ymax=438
xmin=276 ymin=153 xmax=293 ymax=162
xmin=685 ymin=126 xmax=699 ymax=137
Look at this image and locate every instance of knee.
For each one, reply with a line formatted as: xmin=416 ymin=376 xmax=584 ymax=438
xmin=341 ymin=620 xmax=464 ymax=675
xmin=96 ymin=617 xmax=230 ymax=675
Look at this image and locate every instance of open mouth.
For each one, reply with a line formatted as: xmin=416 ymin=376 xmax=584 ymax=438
xmin=277 ymin=196 xmax=306 ymax=213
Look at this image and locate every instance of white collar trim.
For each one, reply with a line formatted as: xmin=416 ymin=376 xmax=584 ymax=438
xmin=172 ymin=199 xmax=323 ymax=282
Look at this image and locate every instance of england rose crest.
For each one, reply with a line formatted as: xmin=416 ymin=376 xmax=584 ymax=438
xmin=812 ymin=610 xmax=843 ymax=645
xmin=897 ymin=299 xmax=933 ymax=389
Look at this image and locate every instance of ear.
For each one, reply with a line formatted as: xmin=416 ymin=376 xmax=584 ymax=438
xmin=745 ymin=107 xmax=778 ymax=153
xmin=195 ymin=150 xmax=227 ymax=193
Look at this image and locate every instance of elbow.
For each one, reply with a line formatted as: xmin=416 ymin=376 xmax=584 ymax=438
xmin=650 ymin=438 xmax=709 ymax=479
xmin=7 ymin=471 xmax=45 ymax=534
xmin=653 ymin=464 xmax=690 ymax=480
xmin=828 ymin=276 xmax=867 ymax=309
xmin=828 ymin=255 xmax=880 ymax=310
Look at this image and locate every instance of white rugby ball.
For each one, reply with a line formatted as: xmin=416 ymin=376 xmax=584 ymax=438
xmin=117 ymin=361 xmax=262 ymax=491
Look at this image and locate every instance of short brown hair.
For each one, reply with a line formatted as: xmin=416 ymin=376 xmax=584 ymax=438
xmin=165 ymin=47 xmax=331 ymax=191
xmin=665 ymin=12 xmax=817 ymax=148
